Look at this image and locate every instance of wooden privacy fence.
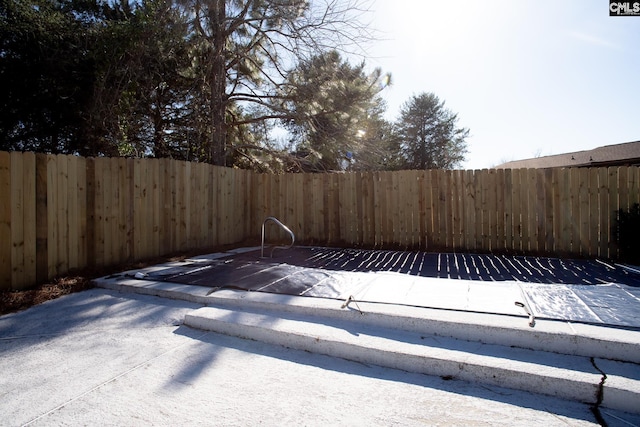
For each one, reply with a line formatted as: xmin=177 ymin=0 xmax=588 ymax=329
xmin=255 ymin=168 xmax=639 ymax=257
xmin=1 ymin=150 xmax=639 ymax=290
xmin=1 ymin=152 xmax=253 ymax=291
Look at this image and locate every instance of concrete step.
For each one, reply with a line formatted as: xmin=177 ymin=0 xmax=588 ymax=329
xmin=95 ymin=276 xmax=640 ymax=413
xmin=95 ymin=275 xmax=640 ymax=364
xmin=184 ymin=305 xmax=640 ymax=414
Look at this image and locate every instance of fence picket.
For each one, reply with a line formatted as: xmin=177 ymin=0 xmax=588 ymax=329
xmin=502 ymin=170 xmax=513 ymax=252
xmin=85 ymin=158 xmax=95 ymax=268
xmin=511 ymin=169 xmax=527 ymax=253
xmin=217 ymin=166 xmax=229 ymax=245
xmin=608 ymin=167 xmax=619 ymax=259
xmin=525 ymin=169 xmax=537 ymax=253
xmin=22 ymin=153 xmax=36 ymax=288
xmin=543 ymin=169 xmax=554 ymax=254
xmin=394 ymin=171 xmax=406 ymax=247
xmin=301 ymin=173 xmax=313 ymax=242
xmin=442 ymin=170 xmax=453 ymax=250
xmin=177 ymin=160 xmax=185 ymax=249
xmin=535 ymin=169 xmax=546 ymax=253
xmin=413 ymin=171 xmax=423 ymax=249
xmin=209 ymin=164 xmax=219 ymax=246
xmin=372 ymin=172 xmax=382 ymax=246
xmin=160 ymin=159 xmax=171 ymax=252
xmin=0 ymin=152 xmax=10 ymax=290
xmin=104 ymin=157 xmax=117 ymax=263
xmin=460 ymin=170 xmax=472 ymax=251
xmin=132 ymin=158 xmax=142 ymax=259
xmin=578 ymin=168 xmax=590 ymax=256
xmin=588 ymin=169 xmax=599 ymax=257
xmin=115 ymin=156 xmax=126 ymax=262
xmin=629 ymin=167 xmax=639 ymax=206
xmin=355 ymin=172 xmax=366 ymax=245
xmin=67 ymin=155 xmax=80 ymax=269
xmin=201 ymin=162 xmax=211 ymax=246
xmin=568 ymin=169 xmax=579 ymax=254
xmin=440 ymin=170 xmax=451 ymax=250
xmin=191 ymin=162 xmax=203 ymax=247
xmin=75 ymin=157 xmax=87 ymax=268
xmin=314 ymin=174 xmax=325 ymax=242
xmin=596 ymin=168 xmax=608 ymax=258
xmin=427 ymin=170 xmax=439 ymax=248
xmin=477 ymin=170 xmax=489 ymax=252
xmin=35 ymin=154 xmax=48 ymax=284
xmin=151 ymin=159 xmax=161 ymax=255
xmin=286 ymin=172 xmax=298 ymax=240
xmin=487 ymin=169 xmax=498 ymax=252
xmin=56 ymin=154 xmax=70 ymax=272
xmin=231 ymin=168 xmax=239 ymax=243
xmin=409 ymin=171 xmax=421 ymax=248
xmin=382 ymin=172 xmax=393 ymax=246
xmin=347 ymin=172 xmax=358 ymax=245
xmin=104 ymin=156 xmax=116 ymax=265
xmin=141 ymin=158 xmax=152 ymax=257
xmin=472 ymin=170 xmax=484 ymax=251
xmin=10 ymin=152 xmax=25 ymax=288
xmin=556 ymin=169 xmax=570 ymax=254
xmin=494 ymin=169 xmax=505 ymax=252
xmin=551 ymin=169 xmax=561 ymax=254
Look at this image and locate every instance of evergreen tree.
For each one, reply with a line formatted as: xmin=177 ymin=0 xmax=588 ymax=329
xmin=0 ymin=0 xmax=96 ymax=153
xmin=279 ymin=50 xmax=390 ymax=171
xmin=394 ymin=92 xmax=468 ymax=170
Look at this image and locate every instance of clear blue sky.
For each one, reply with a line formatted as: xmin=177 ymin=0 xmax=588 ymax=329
xmin=367 ymin=0 xmax=640 ymax=169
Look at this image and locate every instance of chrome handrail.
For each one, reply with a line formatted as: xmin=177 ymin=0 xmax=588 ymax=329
xmin=261 ymin=216 xmax=295 ymax=258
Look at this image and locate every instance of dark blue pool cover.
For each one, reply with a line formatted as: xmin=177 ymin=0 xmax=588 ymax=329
xmin=142 ymin=247 xmax=640 ymax=327
xmin=149 ymin=247 xmax=640 ymax=287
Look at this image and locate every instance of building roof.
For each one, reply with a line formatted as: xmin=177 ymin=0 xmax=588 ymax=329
xmin=496 ymin=140 xmax=640 ymax=169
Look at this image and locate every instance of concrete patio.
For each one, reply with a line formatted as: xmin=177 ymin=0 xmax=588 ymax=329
xmin=2 ymin=287 xmax=639 ymax=426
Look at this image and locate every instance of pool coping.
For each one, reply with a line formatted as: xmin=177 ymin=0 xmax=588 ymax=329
xmin=94 ymin=248 xmax=640 ymax=365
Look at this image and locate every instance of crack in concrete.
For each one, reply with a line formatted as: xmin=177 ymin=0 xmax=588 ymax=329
xmin=590 ymin=357 xmax=608 ymax=427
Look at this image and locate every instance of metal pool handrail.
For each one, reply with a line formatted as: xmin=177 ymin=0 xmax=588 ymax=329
xmin=261 ymin=216 xmax=295 ymax=258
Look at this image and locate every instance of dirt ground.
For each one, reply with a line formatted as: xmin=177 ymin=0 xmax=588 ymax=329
xmin=0 ymin=275 xmax=94 ymax=315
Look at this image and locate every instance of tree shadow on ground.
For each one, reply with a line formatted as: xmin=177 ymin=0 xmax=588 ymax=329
xmin=172 ymin=324 xmax=605 ymax=425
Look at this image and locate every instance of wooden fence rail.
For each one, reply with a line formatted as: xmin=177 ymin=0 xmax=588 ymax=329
xmin=1 ymin=151 xmax=638 ymax=290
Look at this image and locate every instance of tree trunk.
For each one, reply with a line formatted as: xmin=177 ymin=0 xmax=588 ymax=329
xmin=420 ymin=134 xmax=427 ymax=169
xmin=153 ymin=99 xmax=167 ymax=158
xmin=210 ymin=0 xmax=227 ymax=166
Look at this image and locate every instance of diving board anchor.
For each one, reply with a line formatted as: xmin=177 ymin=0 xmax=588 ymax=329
xmin=341 ymin=295 xmax=354 ymax=309
xmin=515 ymin=301 xmax=536 ymax=328
xmin=341 ymin=295 xmax=364 ymax=315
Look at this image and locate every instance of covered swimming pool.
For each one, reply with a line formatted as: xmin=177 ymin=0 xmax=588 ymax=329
xmin=132 ymin=246 xmax=640 ymax=329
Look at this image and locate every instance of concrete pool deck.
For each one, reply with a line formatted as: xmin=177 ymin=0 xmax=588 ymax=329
xmin=2 ymin=287 xmax=640 ymax=426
